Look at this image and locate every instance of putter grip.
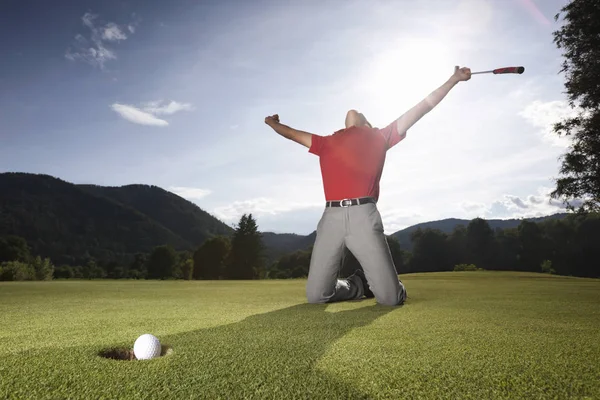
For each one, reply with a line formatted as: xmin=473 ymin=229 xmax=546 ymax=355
xmin=493 ymin=66 xmax=525 ymax=74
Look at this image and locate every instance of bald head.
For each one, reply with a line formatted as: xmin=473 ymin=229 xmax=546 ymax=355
xmin=345 ymin=110 xmax=372 ymax=129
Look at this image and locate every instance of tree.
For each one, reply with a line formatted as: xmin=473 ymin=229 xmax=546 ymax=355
xmin=32 ymin=256 xmax=54 ymax=281
xmin=494 ymin=228 xmax=520 ymax=271
xmin=226 ymin=214 xmax=265 ymax=279
xmin=574 ymin=214 xmax=600 ymax=277
xmin=551 ymin=0 xmax=600 ymax=212
xmin=85 ymin=260 xmax=107 ymax=279
xmin=408 ymin=228 xmax=452 ymax=272
xmin=193 ymin=236 xmax=231 ymax=280
xmin=517 ymin=221 xmax=545 ymax=272
xmin=447 ymin=225 xmax=468 ymax=267
xmin=271 ymin=248 xmax=312 ymax=279
xmin=179 ymin=257 xmax=194 ymax=280
xmin=129 ymin=253 xmax=147 ymax=279
xmin=54 ymin=265 xmax=75 ymax=279
xmin=146 ymin=245 xmax=178 ymax=279
xmin=386 ymin=235 xmax=407 ymax=274
xmin=540 ymin=218 xmax=575 ymax=275
xmin=0 ymin=261 xmax=34 ymax=281
xmin=466 ymin=218 xmax=495 ymax=269
xmin=0 ymin=235 xmax=30 ymax=263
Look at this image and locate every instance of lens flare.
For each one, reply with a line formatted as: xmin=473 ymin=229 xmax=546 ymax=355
xmin=516 ymin=0 xmax=550 ymax=26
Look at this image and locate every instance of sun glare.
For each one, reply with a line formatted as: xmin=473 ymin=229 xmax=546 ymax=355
xmin=361 ymin=38 xmax=454 ymax=120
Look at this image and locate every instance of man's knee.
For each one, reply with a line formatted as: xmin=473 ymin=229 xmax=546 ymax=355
xmin=378 ymin=297 xmax=401 ymax=306
xmin=306 ymin=291 xmax=328 ymax=304
xmin=306 ymin=285 xmax=328 ymax=304
xmin=307 ymin=294 xmax=325 ymax=304
xmin=374 ymin=285 xmax=404 ymax=306
xmin=376 ymin=294 xmax=401 ymax=306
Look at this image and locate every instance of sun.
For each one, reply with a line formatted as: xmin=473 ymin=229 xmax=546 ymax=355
xmin=360 ymin=38 xmax=455 ymax=120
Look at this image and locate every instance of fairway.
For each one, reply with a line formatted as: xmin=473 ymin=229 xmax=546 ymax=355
xmin=1 ymin=272 xmax=599 ymax=399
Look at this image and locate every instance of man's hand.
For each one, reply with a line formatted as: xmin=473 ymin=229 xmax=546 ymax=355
xmin=264 ymin=114 xmax=313 ymax=148
xmin=265 ymin=114 xmax=280 ymax=128
xmin=452 ymin=66 xmax=472 ymax=82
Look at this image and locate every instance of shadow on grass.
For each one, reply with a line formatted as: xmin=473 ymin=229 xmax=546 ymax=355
xmin=1 ymin=302 xmax=397 ymax=399
xmin=162 ymin=302 xmax=396 ymax=399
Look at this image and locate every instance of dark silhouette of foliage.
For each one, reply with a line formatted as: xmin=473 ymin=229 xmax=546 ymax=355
xmin=269 ymin=248 xmax=312 ymax=279
xmin=146 ymin=245 xmax=178 ymax=279
xmin=408 ymin=228 xmax=453 ymax=272
xmin=226 ymin=214 xmax=265 ymax=279
xmin=466 ymin=218 xmax=495 ymax=269
xmin=403 ymin=214 xmax=600 ymax=278
xmin=193 ymin=236 xmax=231 ymax=280
xmin=0 ymin=173 xmax=232 ymax=267
xmin=79 ymin=184 xmax=233 ymax=247
xmin=0 ymin=235 xmax=30 ymax=263
xmin=551 ymin=0 xmax=600 ymax=212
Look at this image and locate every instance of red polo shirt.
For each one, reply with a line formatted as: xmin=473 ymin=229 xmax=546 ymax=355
xmin=309 ymin=121 xmax=406 ymax=202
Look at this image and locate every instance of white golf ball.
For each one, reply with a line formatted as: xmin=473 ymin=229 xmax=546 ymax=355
xmin=133 ymin=334 xmax=161 ymax=360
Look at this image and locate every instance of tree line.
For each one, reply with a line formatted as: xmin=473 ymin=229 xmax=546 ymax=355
xmin=268 ymin=214 xmax=599 ymax=279
xmin=2 ymin=212 xmax=598 ymax=281
xmin=403 ymin=214 xmax=599 ymax=278
xmin=0 ymin=213 xmax=265 ymax=281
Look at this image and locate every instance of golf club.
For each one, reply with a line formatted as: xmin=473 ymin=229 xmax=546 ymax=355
xmin=471 ymin=66 xmax=525 ymax=75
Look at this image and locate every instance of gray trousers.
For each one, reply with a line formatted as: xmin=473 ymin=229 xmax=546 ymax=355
xmin=306 ymin=201 xmax=405 ymax=306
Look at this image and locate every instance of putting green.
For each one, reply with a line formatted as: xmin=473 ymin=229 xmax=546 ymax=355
xmin=1 ymin=271 xmax=598 ymax=399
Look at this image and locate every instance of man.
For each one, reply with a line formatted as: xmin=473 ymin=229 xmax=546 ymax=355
xmin=265 ymin=66 xmax=472 ymax=306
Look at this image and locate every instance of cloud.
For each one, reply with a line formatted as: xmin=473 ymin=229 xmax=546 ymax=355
xmin=519 ymin=100 xmax=579 ymax=148
xmin=379 ymin=209 xmax=426 ymax=234
xmin=460 ymin=187 xmax=584 ymax=219
xmin=102 ymin=23 xmax=128 ymax=41
xmin=65 ymin=12 xmax=137 ymax=69
xmin=527 ymin=195 xmax=544 ymax=205
xmin=169 ymin=186 xmax=212 ymax=200
xmin=212 ymin=197 xmax=321 ymax=223
xmin=111 ymin=100 xmax=193 ymax=126
xmin=142 ymin=101 xmax=194 ymax=115
xmin=506 ymin=195 xmax=529 ymax=209
xmin=461 ymin=202 xmax=487 ymax=212
xmin=110 ymin=104 xmax=168 ymax=127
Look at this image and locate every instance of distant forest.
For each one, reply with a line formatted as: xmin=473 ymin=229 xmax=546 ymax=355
xmin=2 ymin=213 xmax=599 ymax=281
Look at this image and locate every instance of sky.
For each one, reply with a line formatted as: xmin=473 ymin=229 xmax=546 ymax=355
xmin=0 ymin=0 xmax=578 ymax=235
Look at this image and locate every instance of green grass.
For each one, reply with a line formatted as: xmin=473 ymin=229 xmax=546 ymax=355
xmin=1 ymin=271 xmax=599 ymax=399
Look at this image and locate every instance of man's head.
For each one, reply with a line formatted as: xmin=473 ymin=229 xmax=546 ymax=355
xmin=345 ymin=109 xmax=372 ymax=129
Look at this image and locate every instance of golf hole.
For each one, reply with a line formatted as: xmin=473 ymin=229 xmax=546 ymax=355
xmin=98 ymin=344 xmax=173 ymax=361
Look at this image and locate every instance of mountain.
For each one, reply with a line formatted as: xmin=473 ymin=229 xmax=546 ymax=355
xmin=78 ymin=184 xmax=233 ymax=247
xmin=0 ymin=171 xmax=571 ymax=267
xmin=260 ymin=231 xmax=316 ymax=263
xmin=0 ymin=172 xmax=232 ymax=265
xmin=391 ymin=214 xmax=569 ymax=251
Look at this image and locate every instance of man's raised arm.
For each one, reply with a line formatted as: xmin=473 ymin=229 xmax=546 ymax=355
xmin=265 ymin=114 xmax=313 ymax=148
xmin=393 ymin=66 xmax=471 ymax=135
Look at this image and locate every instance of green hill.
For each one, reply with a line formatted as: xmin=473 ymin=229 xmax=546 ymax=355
xmin=0 ymin=173 xmax=232 ymax=265
xmin=0 ymin=171 xmax=573 ymax=269
xmin=78 ymin=183 xmax=233 ymax=247
xmin=260 ymin=231 xmax=316 ymax=262
xmin=391 ymin=214 xmax=568 ymax=251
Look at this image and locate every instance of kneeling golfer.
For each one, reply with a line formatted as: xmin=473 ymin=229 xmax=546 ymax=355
xmin=265 ymin=66 xmax=472 ymax=306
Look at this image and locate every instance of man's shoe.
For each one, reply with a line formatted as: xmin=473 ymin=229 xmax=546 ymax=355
xmin=354 ymin=269 xmax=375 ymax=298
xmin=399 ymin=281 xmax=407 ymax=305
